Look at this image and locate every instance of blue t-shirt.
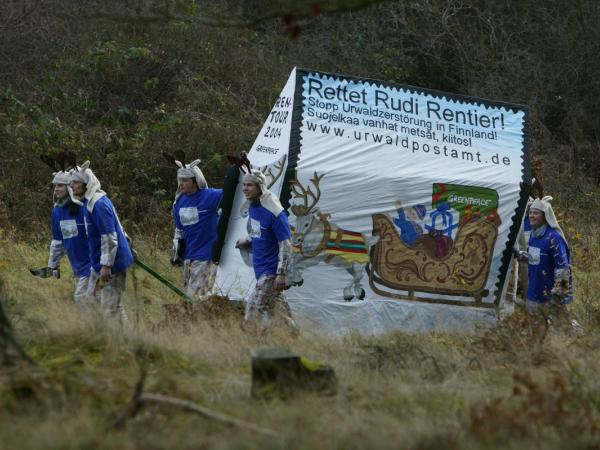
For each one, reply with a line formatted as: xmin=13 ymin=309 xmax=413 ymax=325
xmin=51 ymin=202 xmax=91 ymax=277
xmin=83 ymin=196 xmax=134 ymax=273
xmin=248 ymin=202 xmax=291 ymax=279
xmin=523 ymin=216 xmax=532 ymax=232
xmin=173 ymin=188 xmax=223 ymax=261
xmin=522 ymin=215 xmax=532 ymax=243
xmin=527 ymin=226 xmax=573 ymax=304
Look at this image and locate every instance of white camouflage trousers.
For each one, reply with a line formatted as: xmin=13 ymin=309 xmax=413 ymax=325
xmin=244 ymin=274 xmax=295 ymax=330
xmin=74 ymin=276 xmax=90 ymax=304
xmin=183 ymin=259 xmax=216 ymax=299
xmin=86 ymin=268 xmax=128 ymax=322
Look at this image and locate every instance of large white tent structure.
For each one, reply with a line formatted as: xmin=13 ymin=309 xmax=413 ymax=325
xmin=214 ymin=68 xmax=531 ymax=335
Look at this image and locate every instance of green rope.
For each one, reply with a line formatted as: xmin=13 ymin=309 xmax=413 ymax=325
xmin=134 ymin=258 xmax=191 ymax=300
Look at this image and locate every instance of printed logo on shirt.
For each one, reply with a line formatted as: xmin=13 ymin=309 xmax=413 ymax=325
xmin=249 ymin=218 xmax=262 ymax=238
xmin=179 ymin=207 xmax=199 ymax=226
xmin=60 ymin=220 xmax=78 ymax=239
xmin=528 ymin=246 xmax=541 ymax=265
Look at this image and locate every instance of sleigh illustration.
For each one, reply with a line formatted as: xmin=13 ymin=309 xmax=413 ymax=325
xmin=369 ymin=184 xmax=500 ymax=307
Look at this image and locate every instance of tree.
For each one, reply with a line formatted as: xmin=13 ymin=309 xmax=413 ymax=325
xmin=0 ymin=278 xmax=32 ymax=367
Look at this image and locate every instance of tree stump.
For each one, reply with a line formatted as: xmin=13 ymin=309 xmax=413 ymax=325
xmin=251 ymin=347 xmax=336 ymax=399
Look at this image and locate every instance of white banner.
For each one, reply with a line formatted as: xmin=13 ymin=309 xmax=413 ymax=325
xmin=216 ymin=68 xmax=531 ymax=335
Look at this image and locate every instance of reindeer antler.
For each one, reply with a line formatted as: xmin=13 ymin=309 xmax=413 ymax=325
xmin=41 ymin=150 xmax=78 ymax=173
xmin=532 ymin=177 xmax=544 ymax=199
xmin=259 ymin=154 xmax=287 ymax=189
xmin=162 ymin=152 xmax=177 ymax=166
xmin=173 ymin=150 xmax=186 ymax=165
xmin=240 ymin=152 xmax=251 ymax=174
xmin=55 ymin=151 xmax=67 ymax=172
xmin=227 ymin=151 xmax=252 ymax=174
xmin=40 ymin=154 xmax=58 ymax=171
xmin=532 ymin=157 xmax=544 ymax=198
xmin=64 ymin=151 xmax=77 ymax=170
xmin=290 ymin=171 xmax=324 ymax=216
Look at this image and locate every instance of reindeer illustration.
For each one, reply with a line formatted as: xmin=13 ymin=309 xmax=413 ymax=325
xmin=288 ymin=172 xmax=377 ymax=301
xmin=258 ymin=155 xmax=286 ymax=190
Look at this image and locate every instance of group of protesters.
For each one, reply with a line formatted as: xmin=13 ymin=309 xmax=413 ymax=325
xmin=44 ymin=153 xmax=294 ymax=330
xmin=47 ymin=160 xmax=134 ymax=322
xmin=45 ymin=151 xmax=575 ymax=331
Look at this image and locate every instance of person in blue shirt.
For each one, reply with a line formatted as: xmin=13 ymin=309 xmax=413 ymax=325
xmin=171 ymin=158 xmax=223 ymax=298
xmin=70 ymin=161 xmax=134 ymax=321
xmin=393 ymin=201 xmax=426 ymax=247
xmin=518 ymin=195 xmax=573 ymax=321
xmin=510 ymin=177 xmax=543 ymax=306
xmin=47 ymin=169 xmax=91 ymax=304
xmin=235 ymin=170 xmax=296 ymax=331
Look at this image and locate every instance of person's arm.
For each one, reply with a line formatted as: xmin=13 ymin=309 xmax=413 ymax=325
xmin=514 ymin=242 xmax=529 ymax=261
xmin=273 ymin=238 xmax=292 ymax=291
xmin=549 ymin=235 xmax=571 ymax=298
xmin=94 ymin=202 xmax=118 ymax=280
xmin=47 ymin=210 xmax=64 ymax=277
xmin=235 ymin=235 xmax=252 ymax=250
xmin=171 ymin=227 xmax=184 ymax=265
xmin=277 ymin=239 xmax=292 ymax=276
xmin=273 ymin=213 xmax=292 ymax=291
xmin=47 ymin=241 xmax=64 ymax=278
xmin=171 ymin=203 xmax=185 ymax=265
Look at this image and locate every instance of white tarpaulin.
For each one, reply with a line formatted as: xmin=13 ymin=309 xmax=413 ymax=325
xmin=215 ymin=68 xmax=531 ymax=335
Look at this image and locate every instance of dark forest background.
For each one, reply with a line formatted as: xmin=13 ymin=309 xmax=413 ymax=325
xmin=1 ymin=0 xmax=599 ymax=240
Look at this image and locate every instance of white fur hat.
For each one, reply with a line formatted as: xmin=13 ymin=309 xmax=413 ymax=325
xmin=530 ymin=195 xmax=566 ymax=240
xmin=70 ymin=160 xmax=106 ymax=212
xmin=176 ymin=159 xmax=208 ymax=189
xmin=172 ymin=158 xmax=208 ymax=205
xmin=52 ymin=171 xmax=71 ymax=186
xmin=240 ymin=169 xmax=284 ymax=217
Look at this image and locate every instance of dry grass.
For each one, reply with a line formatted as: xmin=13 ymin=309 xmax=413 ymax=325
xmin=1 ymin=235 xmax=600 ymax=449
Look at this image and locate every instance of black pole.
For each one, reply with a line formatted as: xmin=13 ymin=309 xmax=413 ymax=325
xmin=212 ymin=164 xmax=240 ymax=265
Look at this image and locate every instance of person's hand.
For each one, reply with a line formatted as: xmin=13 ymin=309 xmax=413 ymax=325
xmin=517 ymin=251 xmax=530 ymax=262
xmin=100 ymin=265 xmax=112 ymax=282
xmin=170 ymin=254 xmax=183 ymax=266
xmin=274 ymin=274 xmax=287 ymax=292
xmin=236 ymin=238 xmax=251 ymax=249
xmin=551 ymin=281 xmax=569 ymax=299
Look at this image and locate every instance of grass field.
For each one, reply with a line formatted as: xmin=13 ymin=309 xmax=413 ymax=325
xmin=1 ymin=235 xmax=600 ymax=450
